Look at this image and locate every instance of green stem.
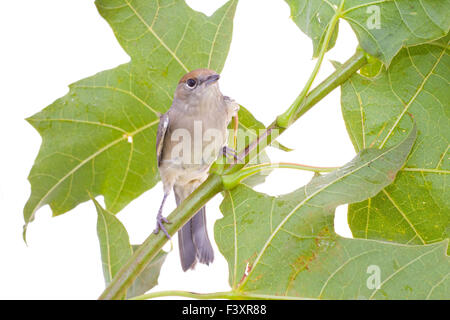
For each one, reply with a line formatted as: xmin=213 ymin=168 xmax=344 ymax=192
xmin=292 ymin=48 xmax=366 ymax=121
xmin=98 ymin=50 xmax=367 ymax=300
xmin=276 ymin=2 xmax=343 ymax=128
xmin=222 ymin=162 xmax=338 ymax=190
xmin=131 ymin=290 xmax=313 ymax=300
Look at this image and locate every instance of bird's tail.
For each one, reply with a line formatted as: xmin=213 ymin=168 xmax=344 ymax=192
xmin=174 ymin=188 xmax=214 ymax=271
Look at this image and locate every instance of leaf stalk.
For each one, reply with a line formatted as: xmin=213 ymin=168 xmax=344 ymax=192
xmin=276 ymin=2 xmax=344 ymax=128
xmin=222 ymin=162 xmax=339 ymax=190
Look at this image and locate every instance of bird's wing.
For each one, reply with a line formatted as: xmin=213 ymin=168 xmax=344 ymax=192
xmin=156 ymin=112 xmax=170 ymax=167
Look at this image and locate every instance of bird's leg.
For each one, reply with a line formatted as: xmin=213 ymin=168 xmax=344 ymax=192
xmin=221 ymin=115 xmax=240 ymax=162
xmin=221 ymin=113 xmax=240 ymax=162
xmin=222 ymin=146 xmax=239 ymax=161
xmin=153 ymin=193 xmax=171 ymax=239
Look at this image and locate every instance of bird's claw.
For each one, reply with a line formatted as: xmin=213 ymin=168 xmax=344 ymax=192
xmin=154 ymin=215 xmax=171 ymax=239
xmin=222 ymin=146 xmax=239 ymax=161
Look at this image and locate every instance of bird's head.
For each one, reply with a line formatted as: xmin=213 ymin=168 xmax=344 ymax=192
xmin=174 ymin=69 xmax=221 ymax=107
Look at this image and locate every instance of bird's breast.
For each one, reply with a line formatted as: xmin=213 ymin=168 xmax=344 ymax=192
xmin=161 ymin=102 xmax=229 ymax=173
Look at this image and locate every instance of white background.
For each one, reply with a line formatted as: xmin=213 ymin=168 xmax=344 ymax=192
xmin=0 ymin=0 xmax=358 ymax=299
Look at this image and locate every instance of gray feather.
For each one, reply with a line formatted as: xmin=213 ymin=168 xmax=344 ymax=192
xmin=175 ymin=188 xmax=214 ymax=271
xmin=191 ymin=207 xmax=214 ymax=265
xmin=156 ymin=112 xmax=169 ymax=167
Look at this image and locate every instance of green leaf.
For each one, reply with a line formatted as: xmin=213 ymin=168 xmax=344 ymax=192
xmin=94 ymin=198 xmax=133 ymax=286
xmin=285 ymin=0 xmax=450 ymax=64
xmin=24 ymin=0 xmax=239 ymax=234
xmin=341 ymin=36 xmax=450 ymax=250
xmin=215 ymin=127 xmax=450 ymax=299
xmin=286 ymin=0 xmax=339 ymax=57
xmin=94 ymin=198 xmax=167 ymax=297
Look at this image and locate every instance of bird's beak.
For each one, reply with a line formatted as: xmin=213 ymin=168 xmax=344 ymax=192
xmin=204 ymin=74 xmax=220 ymax=86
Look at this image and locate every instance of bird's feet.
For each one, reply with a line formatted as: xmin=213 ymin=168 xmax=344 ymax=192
xmin=222 ymin=146 xmax=240 ymax=161
xmin=154 ymin=214 xmax=171 ymax=239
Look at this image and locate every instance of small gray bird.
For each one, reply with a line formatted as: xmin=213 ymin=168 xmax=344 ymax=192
xmin=155 ymin=69 xmax=239 ymax=271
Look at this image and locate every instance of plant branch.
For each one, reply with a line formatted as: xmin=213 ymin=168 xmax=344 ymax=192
xmin=222 ymin=162 xmax=339 ymax=189
xmin=276 ymin=2 xmax=343 ymax=128
xmin=227 ymin=49 xmax=367 ymax=175
xmin=98 ymin=49 xmax=367 ymax=300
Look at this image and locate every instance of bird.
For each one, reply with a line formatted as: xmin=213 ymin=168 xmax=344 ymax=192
xmin=155 ymin=68 xmax=239 ymax=271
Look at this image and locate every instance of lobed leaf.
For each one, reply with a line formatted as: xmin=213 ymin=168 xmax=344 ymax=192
xmin=285 ymin=0 xmax=450 ymax=64
xmin=215 ymin=126 xmax=450 ymax=299
xmin=341 ymin=36 xmax=449 ymax=250
xmin=24 ymin=0 xmax=239 ymax=234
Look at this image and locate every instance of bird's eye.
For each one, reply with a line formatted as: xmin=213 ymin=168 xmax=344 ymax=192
xmin=186 ymin=78 xmax=197 ymax=88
